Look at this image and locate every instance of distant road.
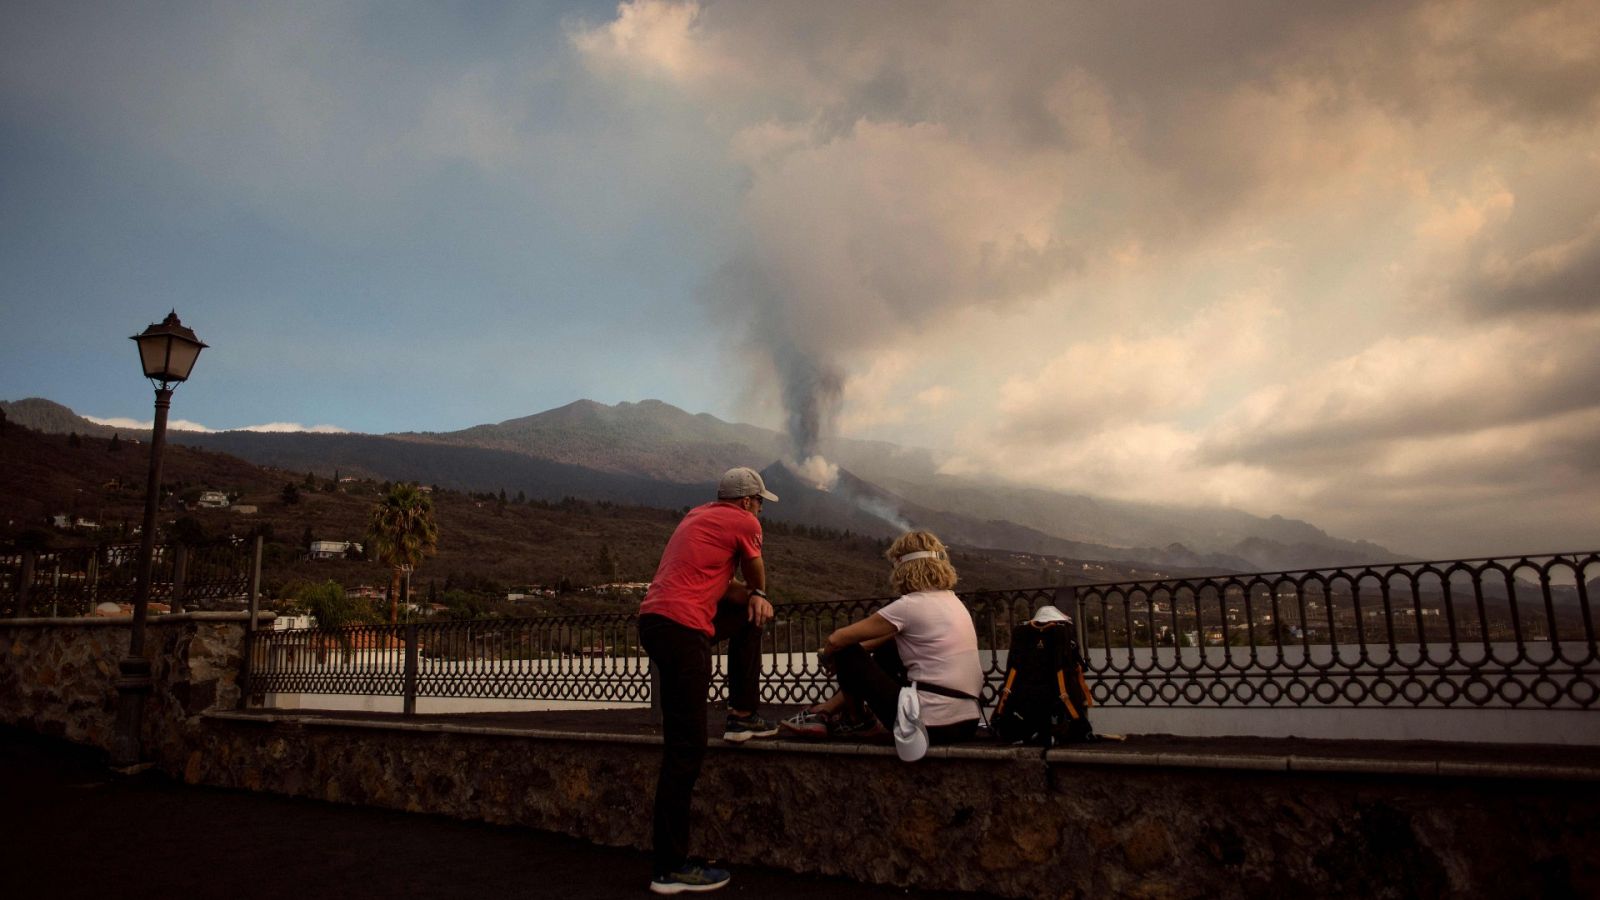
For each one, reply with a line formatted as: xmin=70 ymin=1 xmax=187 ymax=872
xmin=1 ymin=727 xmax=980 ymax=899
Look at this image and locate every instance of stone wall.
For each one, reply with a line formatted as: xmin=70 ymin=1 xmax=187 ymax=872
xmin=176 ymin=717 xmax=1599 ymax=899
xmin=0 ymin=613 xmax=255 ymax=753
xmin=2 ymin=617 xmax=1596 ymax=898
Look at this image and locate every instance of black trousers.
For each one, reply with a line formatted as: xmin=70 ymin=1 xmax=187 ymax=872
xmin=638 ymin=604 xmax=763 ymax=875
xmin=832 ymin=642 xmax=979 ymax=744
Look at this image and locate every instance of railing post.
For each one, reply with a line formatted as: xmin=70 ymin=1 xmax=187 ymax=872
xmin=246 ymin=536 xmax=262 ymax=629
xmin=170 ymin=543 xmax=188 ymax=614
xmin=403 ymin=623 xmax=419 ymax=715
xmin=237 ymin=536 xmax=263 ymax=710
xmin=14 ymin=550 xmax=34 ymax=618
xmin=1056 ymin=585 xmax=1085 ymax=653
xmin=49 ymin=557 xmax=61 ymax=617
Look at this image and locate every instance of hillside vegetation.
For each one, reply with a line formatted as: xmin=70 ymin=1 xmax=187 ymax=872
xmin=0 ymin=423 xmax=1162 ymax=612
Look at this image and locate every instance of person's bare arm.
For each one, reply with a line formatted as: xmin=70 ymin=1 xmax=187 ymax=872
xmin=741 ymin=555 xmax=773 ymax=627
xmin=823 ymin=612 xmax=897 ymax=656
xmin=860 ymin=633 xmax=895 ymax=651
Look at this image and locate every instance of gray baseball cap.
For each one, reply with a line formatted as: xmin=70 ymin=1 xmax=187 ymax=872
xmin=717 ymin=466 xmax=779 ymax=502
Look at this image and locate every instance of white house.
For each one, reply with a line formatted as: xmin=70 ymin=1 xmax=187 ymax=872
xmin=309 ymin=540 xmax=362 ymax=560
xmin=196 ymin=491 xmax=230 ymax=509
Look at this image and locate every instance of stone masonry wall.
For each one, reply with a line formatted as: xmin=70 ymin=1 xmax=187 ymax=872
xmin=2 ymin=618 xmax=1596 ymax=898
xmin=0 ymin=614 xmax=252 ymax=753
xmin=175 ymin=720 xmax=1599 ymax=899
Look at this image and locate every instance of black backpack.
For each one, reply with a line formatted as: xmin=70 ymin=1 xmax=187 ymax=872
xmin=991 ymin=618 xmax=1095 ymax=746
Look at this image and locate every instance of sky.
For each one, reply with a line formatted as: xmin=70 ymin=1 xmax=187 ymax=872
xmin=2 ymin=1 xmax=1597 ymax=559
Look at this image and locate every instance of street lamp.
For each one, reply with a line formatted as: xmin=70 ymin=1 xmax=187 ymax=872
xmin=112 ymin=311 xmax=206 ymax=768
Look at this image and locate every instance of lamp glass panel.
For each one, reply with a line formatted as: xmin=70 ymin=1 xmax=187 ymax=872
xmin=164 ymin=338 xmax=203 ymax=381
xmin=137 ymin=335 xmax=172 ymax=379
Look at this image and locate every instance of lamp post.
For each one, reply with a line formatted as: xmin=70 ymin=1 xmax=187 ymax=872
xmin=111 ymin=311 xmax=206 ymax=768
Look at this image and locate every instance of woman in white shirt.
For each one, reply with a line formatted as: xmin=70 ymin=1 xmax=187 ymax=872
xmin=781 ymin=531 xmax=983 ymax=743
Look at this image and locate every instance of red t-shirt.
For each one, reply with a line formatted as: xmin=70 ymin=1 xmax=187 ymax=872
xmin=639 ymin=501 xmax=763 ymax=635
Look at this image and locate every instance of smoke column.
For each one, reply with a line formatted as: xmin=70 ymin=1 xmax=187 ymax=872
xmin=776 ymin=346 xmax=842 ymax=461
xmin=774 ymin=345 xmax=843 ymax=489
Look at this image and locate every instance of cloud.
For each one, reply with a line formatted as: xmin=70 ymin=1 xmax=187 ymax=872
xmin=82 ymin=415 xmax=346 ymax=434
xmin=564 ymin=0 xmax=1600 ymax=556
xmin=233 ymin=422 xmax=350 ymax=434
xmin=85 ymin=415 xmax=214 ymax=433
xmin=1465 ymin=212 xmax=1600 ymax=315
xmin=1200 ymin=315 xmax=1600 ymax=469
xmin=995 ymin=294 xmax=1279 ymax=441
xmin=11 ymin=1 xmax=1598 ymax=559
xmin=572 ymin=0 xmax=710 ymax=82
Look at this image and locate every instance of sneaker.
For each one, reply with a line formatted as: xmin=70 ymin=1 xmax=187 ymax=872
xmin=832 ymin=713 xmax=889 ymax=741
xmin=778 ymin=709 xmax=831 ymax=739
xmin=650 ymin=863 xmax=731 ymax=894
xmin=722 ymin=711 xmax=779 ymax=742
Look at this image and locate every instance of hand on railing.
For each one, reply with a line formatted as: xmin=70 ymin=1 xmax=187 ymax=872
xmin=748 ymin=592 xmax=774 ymax=628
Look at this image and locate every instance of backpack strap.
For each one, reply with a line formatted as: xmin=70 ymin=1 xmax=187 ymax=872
xmin=1055 ymin=668 xmax=1080 ymax=720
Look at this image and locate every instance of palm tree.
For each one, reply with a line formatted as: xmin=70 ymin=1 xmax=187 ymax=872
xmin=366 ymin=483 xmax=439 ymax=624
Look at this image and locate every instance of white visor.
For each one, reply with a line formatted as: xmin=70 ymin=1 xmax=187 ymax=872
xmin=894 ymin=550 xmax=939 ymax=568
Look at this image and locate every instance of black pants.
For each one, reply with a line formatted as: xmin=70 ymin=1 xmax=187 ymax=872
xmin=832 ymin=642 xmax=979 ymax=744
xmin=638 ymin=604 xmax=763 ymax=876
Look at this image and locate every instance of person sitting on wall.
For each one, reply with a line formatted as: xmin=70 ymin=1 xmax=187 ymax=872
xmin=781 ymin=530 xmax=982 ymax=746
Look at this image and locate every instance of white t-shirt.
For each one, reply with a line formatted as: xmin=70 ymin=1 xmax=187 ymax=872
xmin=876 ymin=590 xmax=982 ymax=726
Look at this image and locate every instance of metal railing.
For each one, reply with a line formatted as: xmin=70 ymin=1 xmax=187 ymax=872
xmin=1 ymin=538 xmax=258 ymax=617
xmin=242 ymin=551 xmax=1600 ymax=714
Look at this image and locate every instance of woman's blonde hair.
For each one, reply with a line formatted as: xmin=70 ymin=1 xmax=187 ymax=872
xmin=885 ymin=531 xmax=959 ymax=594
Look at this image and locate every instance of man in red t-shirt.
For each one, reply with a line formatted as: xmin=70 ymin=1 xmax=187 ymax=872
xmin=638 ymin=466 xmax=779 ymax=894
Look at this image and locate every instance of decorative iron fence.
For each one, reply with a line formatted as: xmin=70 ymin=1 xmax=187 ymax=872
xmin=242 ymin=551 xmax=1600 ymax=714
xmin=1 ymin=538 xmax=258 ymax=617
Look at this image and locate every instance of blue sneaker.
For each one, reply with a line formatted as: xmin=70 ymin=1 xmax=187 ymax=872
xmin=722 ymin=711 xmax=778 ymax=742
xmin=650 ymin=863 xmax=731 ymax=894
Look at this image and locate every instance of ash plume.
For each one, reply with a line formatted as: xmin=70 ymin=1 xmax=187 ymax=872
xmin=775 ymin=346 xmax=844 ymax=490
xmin=777 ymin=346 xmax=842 ymax=461
xmin=845 ymin=487 xmax=913 ymax=533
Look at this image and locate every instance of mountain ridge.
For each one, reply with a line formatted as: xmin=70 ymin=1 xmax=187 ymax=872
xmin=1 ymin=395 xmax=1403 ymax=571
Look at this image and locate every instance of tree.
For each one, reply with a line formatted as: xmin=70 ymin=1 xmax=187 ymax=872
xmin=15 ymin=529 xmax=51 ymax=552
xmin=295 ymin=580 xmax=376 ymax=660
xmin=367 ymin=482 xmax=439 ymax=624
xmin=68 ymin=431 xmax=82 ymax=448
xmin=281 ymin=482 xmax=300 ymax=505
xmin=596 ymin=543 xmax=619 ymax=583
xmin=171 ymin=516 xmax=206 ymax=545
xmin=109 ymin=433 xmax=122 ymax=452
